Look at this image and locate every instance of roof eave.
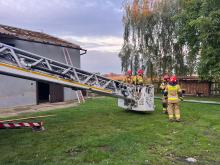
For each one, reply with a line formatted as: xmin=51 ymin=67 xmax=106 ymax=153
xmin=0 ymin=34 xmax=87 ymax=51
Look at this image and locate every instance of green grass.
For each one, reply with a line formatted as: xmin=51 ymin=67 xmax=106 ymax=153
xmin=156 ymin=94 xmax=220 ymax=102
xmin=0 ymin=97 xmax=220 ymax=165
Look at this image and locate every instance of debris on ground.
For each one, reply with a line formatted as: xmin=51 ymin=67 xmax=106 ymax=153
xmin=186 ymin=157 xmax=197 ymax=163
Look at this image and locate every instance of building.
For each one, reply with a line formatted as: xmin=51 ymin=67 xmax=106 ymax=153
xmin=0 ymin=24 xmax=87 ymax=108
xmin=177 ymin=76 xmax=220 ymax=96
xmin=103 ymin=73 xmax=125 ymax=81
xmin=177 ymin=76 xmax=211 ymax=96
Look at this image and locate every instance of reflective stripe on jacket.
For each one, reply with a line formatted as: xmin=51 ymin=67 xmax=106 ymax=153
xmin=133 ymin=75 xmax=143 ymax=85
xmin=165 ymin=84 xmax=181 ymax=103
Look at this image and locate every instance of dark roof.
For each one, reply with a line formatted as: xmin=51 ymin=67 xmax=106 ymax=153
xmin=0 ymin=24 xmax=83 ymax=50
xmin=178 ymin=76 xmax=200 ymax=81
xmin=178 ymin=76 xmax=211 ymax=82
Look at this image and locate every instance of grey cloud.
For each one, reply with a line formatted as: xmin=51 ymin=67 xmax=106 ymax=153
xmin=81 ymin=50 xmax=121 ymax=74
xmin=0 ymin=0 xmax=123 ymax=74
xmin=0 ymin=0 xmax=123 ymax=36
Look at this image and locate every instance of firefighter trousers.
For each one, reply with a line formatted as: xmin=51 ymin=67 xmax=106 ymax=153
xmin=167 ymin=102 xmax=180 ymax=120
xmin=162 ymin=97 xmax=168 ymax=112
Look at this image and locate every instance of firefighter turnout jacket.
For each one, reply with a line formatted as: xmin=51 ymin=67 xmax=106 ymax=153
xmin=123 ymin=76 xmax=133 ymax=84
xmin=133 ymin=75 xmax=144 ymax=85
xmin=164 ymin=84 xmax=182 ymax=103
xmin=160 ymin=82 xmax=168 ymax=94
xmin=160 ymin=81 xmax=169 ymax=112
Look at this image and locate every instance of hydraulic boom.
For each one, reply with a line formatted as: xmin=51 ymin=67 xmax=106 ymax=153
xmin=0 ymin=43 xmax=154 ymax=112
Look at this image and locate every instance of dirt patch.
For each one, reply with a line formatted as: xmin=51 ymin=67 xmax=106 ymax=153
xmin=97 ymin=145 xmax=112 ymax=152
xmin=13 ymin=107 xmax=31 ymax=112
xmin=66 ymin=146 xmax=85 ymax=157
xmin=148 ymin=144 xmax=157 ymax=152
xmin=203 ymin=130 xmax=210 ymax=136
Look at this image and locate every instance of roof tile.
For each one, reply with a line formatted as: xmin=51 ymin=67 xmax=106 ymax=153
xmin=0 ymin=24 xmax=82 ymax=49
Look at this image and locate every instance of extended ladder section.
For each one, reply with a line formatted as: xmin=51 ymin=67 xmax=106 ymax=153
xmin=0 ymin=43 xmax=134 ymax=99
xmin=0 ymin=43 xmax=154 ymax=112
xmin=63 ymin=47 xmax=85 ymax=103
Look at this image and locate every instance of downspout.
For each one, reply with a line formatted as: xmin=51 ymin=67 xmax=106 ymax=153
xmin=80 ymin=49 xmax=87 ymax=55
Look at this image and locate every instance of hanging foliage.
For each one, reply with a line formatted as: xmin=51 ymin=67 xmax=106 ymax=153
xmin=119 ymin=0 xmax=190 ymax=78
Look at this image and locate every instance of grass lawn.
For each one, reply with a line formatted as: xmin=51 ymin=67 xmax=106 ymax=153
xmin=155 ymin=94 xmax=220 ymax=102
xmin=0 ymin=97 xmax=220 ymax=165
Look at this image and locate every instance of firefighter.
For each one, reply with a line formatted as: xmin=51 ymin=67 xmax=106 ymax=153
xmin=132 ymin=69 xmax=144 ymax=98
xmin=123 ymin=70 xmax=133 ymax=84
xmin=164 ymin=75 xmax=183 ymax=122
xmin=133 ymin=69 xmax=144 ymax=85
xmin=160 ymin=75 xmax=170 ymax=114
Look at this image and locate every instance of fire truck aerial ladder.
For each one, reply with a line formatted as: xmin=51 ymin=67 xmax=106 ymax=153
xmin=0 ymin=42 xmax=155 ymax=112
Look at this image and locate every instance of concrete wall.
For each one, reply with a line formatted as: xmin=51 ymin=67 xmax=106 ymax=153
xmin=0 ymin=38 xmax=81 ymax=108
xmin=0 ymin=75 xmax=36 ymax=108
xmin=64 ymin=87 xmax=78 ymax=101
xmin=0 ymin=38 xmax=81 ymax=68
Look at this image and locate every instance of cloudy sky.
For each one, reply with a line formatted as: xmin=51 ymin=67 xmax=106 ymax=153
xmin=0 ymin=0 xmax=124 ymax=74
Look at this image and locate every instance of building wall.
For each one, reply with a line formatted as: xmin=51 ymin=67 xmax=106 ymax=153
xmin=64 ymin=87 xmax=78 ymax=101
xmin=179 ymin=80 xmax=210 ymax=96
xmin=0 ymin=38 xmax=80 ymax=67
xmin=0 ymin=75 xmax=36 ymax=108
xmin=0 ymin=38 xmax=81 ymax=108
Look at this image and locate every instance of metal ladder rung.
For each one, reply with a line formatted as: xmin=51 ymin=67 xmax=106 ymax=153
xmin=75 ymin=90 xmax=85 ymax=103
xmin=63 ymin=48 xmax=85 ymax=103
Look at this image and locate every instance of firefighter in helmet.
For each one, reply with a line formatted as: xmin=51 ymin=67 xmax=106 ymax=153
xmin=123 ymin=70 xmax=133 ymax=84
xmin=164 ymin=75 xmax=183 ymax=122
xmin=133 ymin=69 xmax=144 ymax=85
xmin=160 ymin=75 xmax=170 ymax=114
xmin=132 ymin=69 xmax=144 ymax=98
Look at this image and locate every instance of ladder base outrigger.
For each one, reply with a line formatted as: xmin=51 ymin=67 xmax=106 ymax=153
xmin=0 ymin=42 xmax=154 ymax=112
